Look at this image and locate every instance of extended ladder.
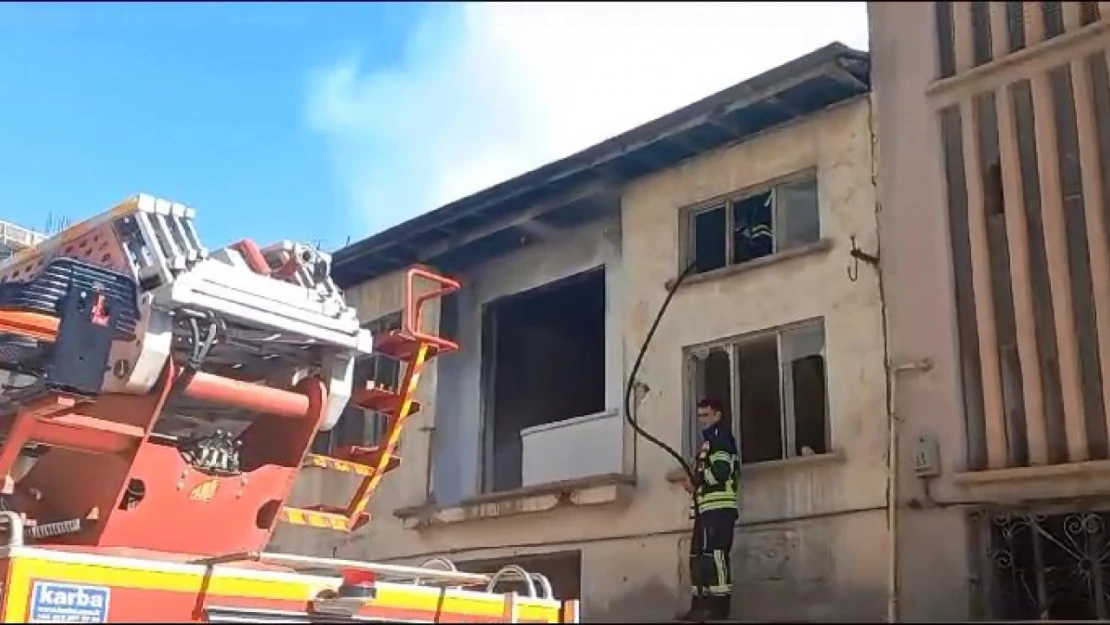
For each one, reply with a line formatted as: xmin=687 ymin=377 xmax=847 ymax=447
xmin=280 ymin=267 xmax=460 ymax=531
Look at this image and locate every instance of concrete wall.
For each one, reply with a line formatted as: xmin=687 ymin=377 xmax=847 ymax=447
xmin=868 ymin=3 xmax=1110 ymax=621
xmin=619 ymin=97 xmax=888 ymax=621
xmin=867 ymin=4 xmax=975 ymax=621
xmin=273 ymin=97 xmax=887 ymax=622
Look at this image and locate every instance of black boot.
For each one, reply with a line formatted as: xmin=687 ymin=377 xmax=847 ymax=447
xmin=706 ymin=594 xmax=732 ymax=621
xmin=678 ymin=595 xmax=711 ymax=622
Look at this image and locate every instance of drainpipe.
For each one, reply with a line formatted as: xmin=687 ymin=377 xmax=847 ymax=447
xmin=886 ymin=358 xmax=934 ymax=623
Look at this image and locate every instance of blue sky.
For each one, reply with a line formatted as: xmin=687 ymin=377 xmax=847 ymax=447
xmin=0 ymin=1 xmax=428 ymax=249
xmin=0 ymin=2 xmax=868 ymax=253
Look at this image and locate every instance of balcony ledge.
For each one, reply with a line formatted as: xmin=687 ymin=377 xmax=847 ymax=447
xmin=395 ymin=472 xmax=635 ymax=529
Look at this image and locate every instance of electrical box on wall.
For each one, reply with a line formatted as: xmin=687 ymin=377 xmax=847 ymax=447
xmin=912 ymin=435 xmax=940 ymax=478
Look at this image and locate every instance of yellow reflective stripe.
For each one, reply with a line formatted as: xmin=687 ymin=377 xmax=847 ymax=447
xmin=697 ymin=495 xmax=736 ymax=504
xmin=698 ymin=500 xmax=738 ymax=512
xmin=698 ymin=489 xmax=736 ymax=501
xmin=708 ymin=585 xmax=730 ymax=596
xmin=702 ymin=467 xmax=718 ymax=485
xmin=709 ymin=451 xmax=735 ymax=464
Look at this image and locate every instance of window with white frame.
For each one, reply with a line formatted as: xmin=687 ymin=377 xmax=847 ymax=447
xmin=684 ymin=319 xmax=830 ymax=464
xmin=312 ymin=311 xmax=403 ymax=455
xmin=683 ymin=171 xmax=820 ymax=275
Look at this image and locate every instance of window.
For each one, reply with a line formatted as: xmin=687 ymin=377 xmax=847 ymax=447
xmin=685 ymin=172 xmax=820 ymax=275
xmin=312 ymin=312 xmax=403 ymax=455
xmin=481 ymin=268 xmax=607 ymax=493
xmin=685 ymin=320 xmax=829 ymax=465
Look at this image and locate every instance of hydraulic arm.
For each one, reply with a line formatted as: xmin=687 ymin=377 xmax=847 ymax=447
xmin=0 ymin=193 xmax=458 ymax=556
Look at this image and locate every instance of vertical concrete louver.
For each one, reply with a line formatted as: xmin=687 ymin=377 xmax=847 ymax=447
xmin=931 ymin=1 xmax=1110 ymax=469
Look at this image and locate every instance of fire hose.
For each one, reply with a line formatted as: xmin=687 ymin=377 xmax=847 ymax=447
xmin=621 ymin=261 xmax=705 ymax=601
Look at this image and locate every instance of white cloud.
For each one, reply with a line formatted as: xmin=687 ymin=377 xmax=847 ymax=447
xmin=307 ymin=2 xmax=870 ymax=236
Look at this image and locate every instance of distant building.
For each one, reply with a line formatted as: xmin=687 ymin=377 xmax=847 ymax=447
xmin=871 ymin=1 xmax=1110 ymax=621
xmin=0 ymin=219 xmax=46 ymax=261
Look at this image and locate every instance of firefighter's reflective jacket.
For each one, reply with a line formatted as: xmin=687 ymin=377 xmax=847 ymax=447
xmin=693 ymin=422 xmax=739 ymax=514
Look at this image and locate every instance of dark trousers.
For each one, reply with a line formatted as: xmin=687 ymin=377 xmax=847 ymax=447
xmin=689 ymin=509 xmax=737 ymax=615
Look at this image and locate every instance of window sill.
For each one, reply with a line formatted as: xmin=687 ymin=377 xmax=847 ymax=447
xmin=394 ymin=472 xmax=636 ymax=529
xmin=666 ymin=238 xmax=834 ymax=290
xmin=665 ymin=449 xmax=844 ymax=484
xmin=949 ymin=459 xmax=1110 ymax=502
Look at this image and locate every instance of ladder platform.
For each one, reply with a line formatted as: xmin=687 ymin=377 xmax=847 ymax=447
xmin=373 ymin=330 xmax=457 ymax=360
xmin=354 ymin=383 xmax=422 ymax=417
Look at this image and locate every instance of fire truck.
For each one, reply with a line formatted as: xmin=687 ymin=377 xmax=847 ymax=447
xmin=0 ymin=194 xmax=579 ymax=623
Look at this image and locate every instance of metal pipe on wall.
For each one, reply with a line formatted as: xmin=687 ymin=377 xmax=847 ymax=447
xmin=887 ymin=358 xmax=933 ymax=623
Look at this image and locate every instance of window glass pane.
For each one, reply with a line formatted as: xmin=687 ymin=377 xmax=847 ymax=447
xmin=736 ymin=335 xmax=783 ymax=464
xmin=692 ymin=207 xmax=727 ymax=272
xmin=732 ymin=192 xmax=773 ymax=263
xmin=774 ymin=177 xmax=820 ymax=250
xmin=781 ymin=323 xmax=828 ymax=456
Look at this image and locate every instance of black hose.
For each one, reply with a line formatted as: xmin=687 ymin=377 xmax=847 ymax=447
xmin=621 ymin=261 xmax=705 ymax=600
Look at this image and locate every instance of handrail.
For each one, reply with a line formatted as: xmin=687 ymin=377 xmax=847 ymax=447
xmin=0 ymin=511 xmax=25 ymax=547
xmin=414 ymin=556 xmax=462 ymax=586
xmin=419 ymin=556 xmax=459 ymax=572
xmin=486 ymin=565 xmax=538 ymax=598
xmin=402 ymin=267 xmax=460 ymax=354
xmin=530 ymin=572 xmax=555 ymax=601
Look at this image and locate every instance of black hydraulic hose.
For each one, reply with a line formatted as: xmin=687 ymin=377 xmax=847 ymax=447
xmin=621 ymin=261 xmax=706 ymax=602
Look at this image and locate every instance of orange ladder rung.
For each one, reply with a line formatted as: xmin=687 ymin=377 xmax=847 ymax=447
xmin=374 ymin=330 xmax=457 ymax=361
xmin=354 ymin=383 xmax=422 ymax=417
xmin=302 ymin=451 xmax=400 ymax=476
xmin=279 ymin=506 xmax=357 ymax=531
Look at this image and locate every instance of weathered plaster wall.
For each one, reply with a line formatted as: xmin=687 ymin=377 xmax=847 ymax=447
xmin=273 ymin=97 xmax=888 ymax=622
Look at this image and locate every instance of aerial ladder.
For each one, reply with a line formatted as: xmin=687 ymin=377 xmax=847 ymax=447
xmin=0 ymin=194 xmax=579 ymax=623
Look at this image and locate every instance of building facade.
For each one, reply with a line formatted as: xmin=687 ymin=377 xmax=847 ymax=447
xmin=871 ymin=1 xmax=1110 ymax=621
xmin=272 ymin=44 xmax=887 ymax=622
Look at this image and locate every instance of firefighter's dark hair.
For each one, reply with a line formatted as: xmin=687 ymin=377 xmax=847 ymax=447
xmin=696 ymin=397 xmax=724 ymax=414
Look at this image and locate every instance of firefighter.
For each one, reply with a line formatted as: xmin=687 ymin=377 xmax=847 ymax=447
xmin=681 ymin=397 xmax=739 ymax=622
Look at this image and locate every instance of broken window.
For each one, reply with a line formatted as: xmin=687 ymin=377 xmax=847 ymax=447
xmin=685 ymin=320 xmax=829 ymax=464
xmin=482 ymin=268 xmax=607 ymax=493
xmin=686 ymin=173 xmax=820 ymax=274
xmin=312 ymin=312 xmax=403 ymax=455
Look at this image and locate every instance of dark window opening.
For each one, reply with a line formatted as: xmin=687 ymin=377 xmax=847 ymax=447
xmin=457 ymin=550 xmax=582 ymax=603
xmin=483 ymin=269 xmax=606 ymax=493
xmin=732 ymin=192 xmax=773 ymax=264
xmin=312 ymin=312 xmax=403 ymax=455
xmin=1042 ymin=1 xmax=1065 ymax=39
xmin=737 ymin=334 xmax=783 ymax=464
xmin=692 ymin=206 xmax=728 ymax=272
xmin=1006 ymin=2 xmax=1026 ymax=53
xmin=971 ymin=1 xmax=993 ymax=66
xmin=439 ymin=291 xmax=460 ymax=343
xmin=1081 ymin=2 xmax=1101 ymax=26
xmin=686 ymin=173 xmax=819 ymax=275
xmin=686 ymin=321 xmax=829 ymax=464
xmin=936 ymin=1 xmax=958 ymax=78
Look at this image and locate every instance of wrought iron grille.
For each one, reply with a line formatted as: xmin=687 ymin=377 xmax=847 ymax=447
xmin=985 ymin=510 xmax=1110 ymax=620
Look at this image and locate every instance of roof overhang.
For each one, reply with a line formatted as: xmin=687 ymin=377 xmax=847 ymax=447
xmin=332 ymin=42 xmax=870 ymax=288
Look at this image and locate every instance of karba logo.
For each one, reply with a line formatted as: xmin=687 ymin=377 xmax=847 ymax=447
xmin=36 ymin=585 xmax=106 ymax=609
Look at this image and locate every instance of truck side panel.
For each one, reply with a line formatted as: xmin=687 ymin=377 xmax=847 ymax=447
xmin=0 ymin=552 xmax=564 ymax=623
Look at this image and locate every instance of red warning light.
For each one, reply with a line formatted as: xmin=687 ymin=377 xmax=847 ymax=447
xmin=342 ymin=569 xmax=376 ymax=586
